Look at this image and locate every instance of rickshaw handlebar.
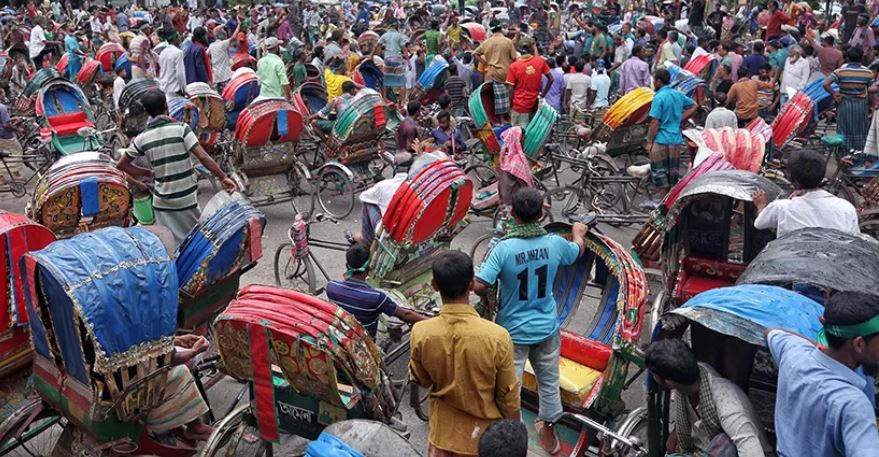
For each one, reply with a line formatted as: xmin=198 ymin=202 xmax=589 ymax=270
xmin=558 ymin=412 xmax=647 ymax=456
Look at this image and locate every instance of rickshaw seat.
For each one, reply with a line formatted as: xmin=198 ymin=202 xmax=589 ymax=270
xmin=678 ymin=256 xmax=748 ymax=303
xmin=522 ymin=330 xmax=611 ymax=406
xmin=46 ymin=111 xmax=94 ymax=136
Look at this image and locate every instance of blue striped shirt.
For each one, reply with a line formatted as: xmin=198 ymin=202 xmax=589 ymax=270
xmin=325 ymin=278 xmax=398 ymax=338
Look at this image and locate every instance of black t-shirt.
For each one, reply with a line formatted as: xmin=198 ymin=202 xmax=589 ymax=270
xmin=689 ymin=0 xmax=705 ymax=26
xmin=716 ymin=79 xmax=733 ymax=96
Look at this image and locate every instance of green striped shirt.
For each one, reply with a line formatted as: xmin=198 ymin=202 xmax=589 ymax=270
xmin=126 ymin=117 xmax=200 ymax=211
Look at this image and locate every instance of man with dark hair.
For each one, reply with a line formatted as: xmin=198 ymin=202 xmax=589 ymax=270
xmin=312 ymin=80 xmax=362 ymax=134
xmin=506 ymin=36 xmax=552 ymax=127
xmin=645 ymin=68 xmax=698 ymax=197
xmin=767 ymin=291 xmax=879 ymax=456
xmin=478 ymin=419 xmax=528 ymax=457
xmin=474 ymin=20 xmax=516 ymax=124
xmin=157 ymin=28 xmax=187 ymax=101
xmin=184 ymin=26 xmax=212 ymax=84
xmin=410 ymin=251 xmax=520 ymax=457
xmin=395 ymin=100 xmax=425 ymax=165
xmin=473 ymin=187 xmax=587 ymax=454
xmin=704 ymin=92 xmax=737 ymax=129
xmin=727 ymin=66 xmax=775 ymax=127
xmin=325 ymin=244 xmax=428 ymax=339
xmin=646 ymin=339 xmax=771 ymax=456
xmin=116 ymin=91 xmax=236 ymax=243
xmin=752 ymin=149 xmax=859 ymax=236
xmin=742 ymin=41 xmax=767 ymax=78
xmin=825 ymin=46 xmax=873 ymax=154
xmin=811 ymin=34 xmax=843 ymax=77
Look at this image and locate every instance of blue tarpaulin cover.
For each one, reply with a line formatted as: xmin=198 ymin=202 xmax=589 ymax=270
xmin=669 ymin=284 xmax=824 ymax=345
xmin=27 ymin=227 xmax=177 ymax=375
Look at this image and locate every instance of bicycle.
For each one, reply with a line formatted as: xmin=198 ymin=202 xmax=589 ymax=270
xmin=544 ymin=143 xmax=652 ymax=226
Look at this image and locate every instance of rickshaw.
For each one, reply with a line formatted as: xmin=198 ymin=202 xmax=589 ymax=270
xmin=646 ymin=284 xmax=825 ymax=456
xmin=168 ymin=82 xmax=226 ymax=147
xmin=221 ymin=68 xmax=260 ymax=131
xmin=35 ymin=77 xmax=105 ymax=156
xmin=27 ymin=152 xmax=132 ymax=239
xmin=118 ymin=78 xmax=160 ymax=138
xmin=737 ymin=227 xmax=879 ymax=304
xmin=176 ymin=195 xmax=266 ymax=332
xmin=0 ymin=212 xmax=57 ymax=457
xmin=469 ymin=213 xmax=650 ymax=455
xmin=224 ymin=97 xmax=314 ymax=211
xmin=300 ymin=88 xmax=399 ymax=219
xmin=201 ymin=285 xmax=403 ymax=456
xmin=634 ymin=170 xmax=782 ymax=330
xmin=20 ymin=227 xmax=211 ymax=456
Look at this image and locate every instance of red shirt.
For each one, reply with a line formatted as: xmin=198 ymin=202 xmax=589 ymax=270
xmin=766 ymin=10 xmax=790 ymax=41
xmin=506 ymin=55 xmax=550 ymax=114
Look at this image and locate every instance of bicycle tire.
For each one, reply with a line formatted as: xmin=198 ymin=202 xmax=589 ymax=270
xmin=317 ymin=165 xmax=355 ymax=219
xmin=544 ymin=185 xmax=588 ymax=220
xmin=464 ymin=163 xmax=498 ymax=188
xmin=561 ymin=123 xmax=587 ymax=158
xmin=273 ymin=242 xmax=317 ymax=294
xmin=22 ymin=136 xmax=49 ymax=171
xmin=288 ymin=161 xmax=315 ymax=216
xmin=0 ymin=400 xmax=66 ymax=457
xmin=201 ymin=404 xmax=267 ymax=457
xmin=469 ymin=233 xmax=495 ymax=271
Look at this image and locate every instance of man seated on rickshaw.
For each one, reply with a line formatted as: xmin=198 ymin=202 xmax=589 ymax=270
xmin=752 ymin=149 xmax=859 ymax=237
xmin=645 ymin=339 xmax=774 ymax=457
xmin=148 ymin=334 xmax=214 ymax=442
xmin=431 ymin=110 xmax=467 ymax=159
xmin=325 ymin=243 xmax=430 ymax=341
xmin=310 ymin=80 xmax=364 ymax=135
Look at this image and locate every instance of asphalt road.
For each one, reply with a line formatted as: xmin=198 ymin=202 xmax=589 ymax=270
xmin=1 ymin=166 xmax=654 ymax=456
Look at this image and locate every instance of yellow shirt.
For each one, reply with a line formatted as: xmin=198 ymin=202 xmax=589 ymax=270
xmin=346 ymin=52 xmax=362 ymax=76
xmin=409 ymin=303 xmax=520 ymax=455
xmin=474 ymin=33 xmax=517 ymax=83
xmin=324 ymin=68 xmax=352 ymax=102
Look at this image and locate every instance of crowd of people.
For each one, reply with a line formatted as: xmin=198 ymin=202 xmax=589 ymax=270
xmin=4 ymin=0 xmax=879 ymax=456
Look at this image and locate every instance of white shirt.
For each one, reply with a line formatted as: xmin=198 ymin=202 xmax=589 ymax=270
xmin=28 ymin=25 xmax=46 ymax=58
xmin=590 ymin=71 xmax=611 ymax=108
xmin=781 ymin=57 xmax=810 ymax=95
xmin=359 ymin=173 xmax=407 ymax=214
xmin=692 ymin=46 xmax=709 ymax=59
xmin=564 ymin=72 xmax=590 ymax=110
xmin=90 ymin=16 xmax=103 ymax=34
xmin=704 ymin=107 xmax=738 ymax=129
xmin=158 ymin=44 xmax=187 ymax=97
xmin=113 ymin=76 xmax=126 ymax=109
xmin=754 ymin=190 xmax=860 ymax=237
xmin=207 ymin=38 xmax=233 ymax=84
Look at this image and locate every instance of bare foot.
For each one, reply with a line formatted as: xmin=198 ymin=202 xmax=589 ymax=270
xmin=183 ymin=422 xmax=213 ymax=442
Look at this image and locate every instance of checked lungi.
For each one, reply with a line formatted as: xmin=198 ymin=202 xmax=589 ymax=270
xmin=492 ymin=81 xmax=511 ymax=116
xmin=146 ymin=365 xmax=209 ymax=433
xmin=383 ymin=55 xmax=407 ymax=88
xmin=838 ymin=96 xmax=869 ymax=153
xmin=649 ymin=143 xmax=682 ymax=190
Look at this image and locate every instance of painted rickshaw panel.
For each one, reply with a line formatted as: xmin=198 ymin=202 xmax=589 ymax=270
xmin=737 ymin=227 xmax=879 ymax=298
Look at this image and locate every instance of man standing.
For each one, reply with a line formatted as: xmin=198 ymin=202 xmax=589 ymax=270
xmin=727 ymin=67 xmax=775 ymax=127
xmin=378 ymin=21 xmax=410 ymax=102
xmin=765 ymin=1 xmax=790 ymax=42
xmin=0 ymin=89 xmax=23 ymax=184
xmin=256 ymin=37 xmax=291 ymax=100
xmin=645 ymin=69 xmax=698 ymax=197
xmin=742 ymin=41 xmax=767 ymax=78
xmin=410 ymin=251 xmax=520 ymax=457
xmin=29 ymin=16 xmax=58 ymax=69
xmin=619 ymin=45 xmax=651 ymax=95
xmin=588 ymin=59 xmax=611 ymax=108
xmin=207 ymin=24 xmax=238 ymax=92
xmin=564 ymin=59 xmax=591 ymax=111
xmin=645 ymin=339 xmax=773 ymax=456
xmin=184 ymin=26 xmax=212 ymax=85
xmin=158 ymin=29 xmax=187 ymax=102
xmin=850 ymin=13 xmax=875 ymax=52
xmin=116 ymin=91 xmax=236 ymax=243
xmin=474 ymin=187 xmax=589 ymax=455
xmin=825 ymin=47 xmax=873 ymax=154
xmin=474 ymin=20 xmax=517 ymax=123
xmin=63 ymin=23 xmax=85 ymax=80
xmin=780 ymin=45 xmax=810 ymax=105
xmin=812 ymin=35 xmax=843 ymax=78
xmin=506 ymin=36 xmax=552 ymax=127
xmin=767 ymin=292 xmax=879 ymax=456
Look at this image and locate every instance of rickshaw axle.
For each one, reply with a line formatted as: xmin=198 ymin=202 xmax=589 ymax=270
xmin=558 ymin=412 xmax=647 ymax=456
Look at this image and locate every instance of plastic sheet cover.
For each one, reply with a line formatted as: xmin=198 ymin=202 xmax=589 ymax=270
xmin=29 ymin=227 xmax=177 ymax=358
xmin=669 ymin=284 xmax=823 ymax=346
xmin=737 ymin=227 xmax=879 ymax=296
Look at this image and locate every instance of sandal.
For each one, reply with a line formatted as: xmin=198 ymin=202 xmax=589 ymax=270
xmin=535 ymin=419 xmax=561 ymax=455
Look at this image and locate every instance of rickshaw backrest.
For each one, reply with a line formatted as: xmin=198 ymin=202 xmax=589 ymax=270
xmin=235 ymin=98 xmax=303 ymax=147
xmin=332 ymin=90 xmax=390 ymax=142
xmin=22 ymin=227 xmax=177 ymax=435
xmin=215 ymin=285 xmax=385 ymax=439
xmin=0 ymin=211 xmax=55 ymax=378
xmin=176 ymin=198 xmax=265 ymax=327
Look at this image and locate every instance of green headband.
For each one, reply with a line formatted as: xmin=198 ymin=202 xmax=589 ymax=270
xmin=344 ymin=263 xmax=369 ymax=279
xmin=817 ymin=314 xmax=879 ymax=345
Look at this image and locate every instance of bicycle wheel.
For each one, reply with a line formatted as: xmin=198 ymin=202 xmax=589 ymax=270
xmin=469 ymin=233 xmax=496 ymax=271
xmin=22 ymin=136 xmax=50 ymax=171
xmin=317 ymin=165 xmax=355 ymax=219
xmin=544 ymin=185 xmax=588 ymax=220
xmin=561 ymin=123 xmax=588 ymax=158
xmin=273 ymin=242 xmax=317 ymax=294
xmin=464 ymin=163 xmax=498 ymax=188
xmin=201 ymin=404 xmax=267 ymax=457
xmin=583 ymin=153 xmax=624 ymax=213
xmin=0 ymin=400 xmax=66 ymax=457
xmin=288 ymin=161 xmax=315 ymax=216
